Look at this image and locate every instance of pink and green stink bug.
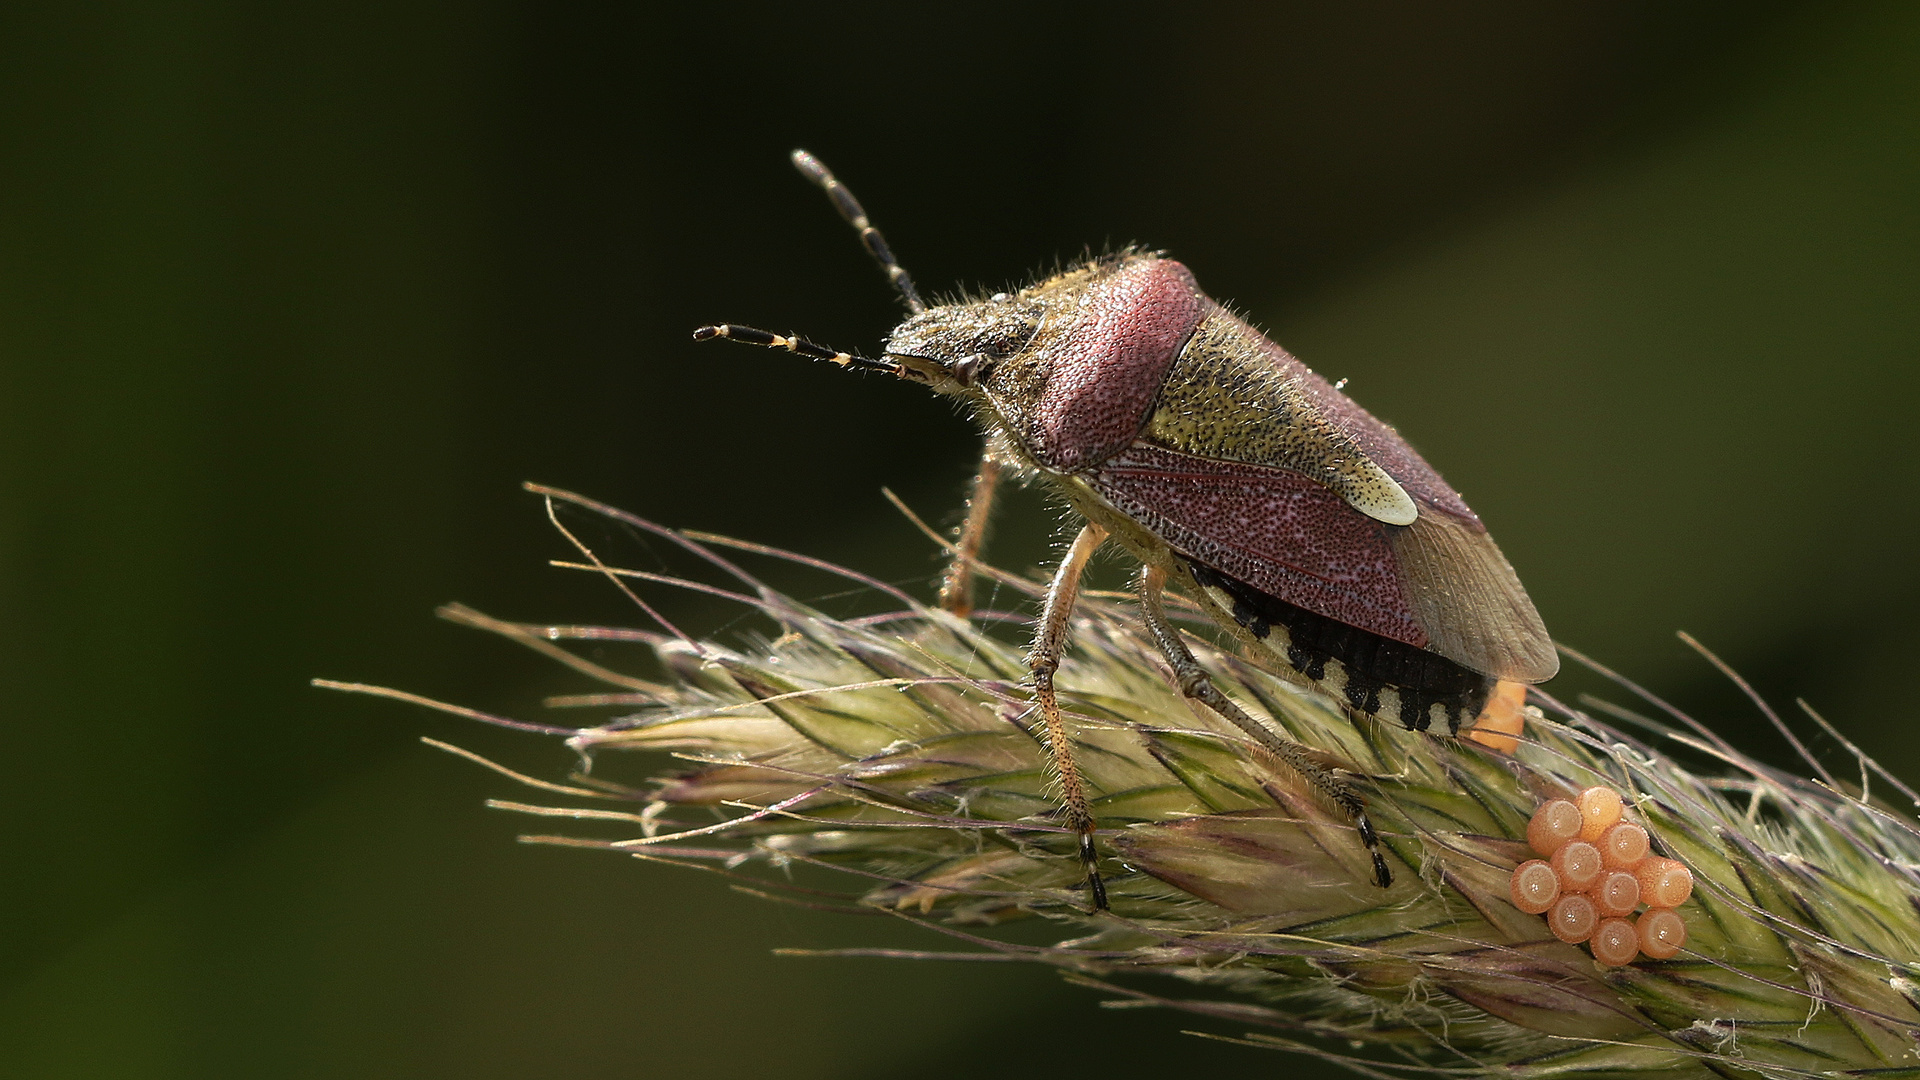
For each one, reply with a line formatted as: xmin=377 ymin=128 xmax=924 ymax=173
xmin=695 ymin=151 xmax=1558 ymax=908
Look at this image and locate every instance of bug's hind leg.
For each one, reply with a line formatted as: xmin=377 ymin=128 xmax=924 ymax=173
xmin=937 ymin=446 xmax=1001 ymax=618
xmin=1028 ymin=523 xmax=1109 ymax=910
xmin=1138 ymin=565 xmax=1394 ymax=889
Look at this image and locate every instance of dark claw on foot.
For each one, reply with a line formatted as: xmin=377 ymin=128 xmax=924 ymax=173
xmin=1371 ymin=852 xmax=1393 ymax=889
xmin=1079 ymin=831 xmax=1109 ymax=910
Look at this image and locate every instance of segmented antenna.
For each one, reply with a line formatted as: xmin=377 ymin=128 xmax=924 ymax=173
xmin=691 ymin=324 xmax=901 ymax=375
xmin=790 ymin=149 xmax=925 ymax=314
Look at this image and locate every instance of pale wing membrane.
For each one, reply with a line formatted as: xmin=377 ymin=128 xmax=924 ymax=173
xmin=1389 ymin=510 xmax=1558 ymax=683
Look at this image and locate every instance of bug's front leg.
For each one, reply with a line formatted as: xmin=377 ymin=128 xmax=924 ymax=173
xmin=937 ymin=445 xmax=1001 ymax=618
xmin=1028 ymin=522 xmax=1108 ymax=910
xmin=1137 ymin=565 xmax=1394 ymax=889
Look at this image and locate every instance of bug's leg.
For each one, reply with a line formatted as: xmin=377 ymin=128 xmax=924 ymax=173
xmin=936 ymin=447 xmax=1002 ymax=618
xmin=1028 ymin=523 xmax=1109 ymax=910
xmin=1137 ymin=565 xmax=1394 ymax=889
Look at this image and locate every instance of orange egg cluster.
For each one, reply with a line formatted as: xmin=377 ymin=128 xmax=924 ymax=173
xmin=1508 ymin=786 xmax=1693 ymax=966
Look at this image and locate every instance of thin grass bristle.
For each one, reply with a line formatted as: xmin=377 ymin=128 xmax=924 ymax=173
xmin=320 ymin=487 xmax=1920 ymax=1078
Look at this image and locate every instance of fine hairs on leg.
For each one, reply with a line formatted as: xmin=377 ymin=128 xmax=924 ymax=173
xmin=1026 ymin=523 xmax=1109 ymax=909
xmin=937 ymin=447 xmax=1002 ymax=618
xmin=1137 ymin=565 xmax=1393 ymax=888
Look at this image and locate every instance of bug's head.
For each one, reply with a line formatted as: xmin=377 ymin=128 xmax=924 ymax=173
xmin=883 ymin=292 xmax=1043 ymax=392
xmin=882 ymin=256 xmax=1140 ymax=396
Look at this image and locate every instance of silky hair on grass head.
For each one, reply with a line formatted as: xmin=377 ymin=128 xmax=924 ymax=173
xmin=320 ymin=484 xmax=1920 ymax=1080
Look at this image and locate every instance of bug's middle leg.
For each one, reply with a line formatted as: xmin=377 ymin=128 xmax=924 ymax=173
xmin=1028 ymin=522 xmax=1108 ymax=910
xmin=937 ymin=445 xmax=1001 ymax=618
xmin=1137 ymin=565 xmax=1394 ymax=889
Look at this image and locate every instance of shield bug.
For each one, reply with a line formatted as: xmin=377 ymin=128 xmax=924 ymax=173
xmin=695 ymin=150 xmax=1557 ymax=907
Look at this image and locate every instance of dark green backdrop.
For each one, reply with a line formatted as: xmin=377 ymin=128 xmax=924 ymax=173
xmin=4 ymin=3 xmax=1916 ymax=1077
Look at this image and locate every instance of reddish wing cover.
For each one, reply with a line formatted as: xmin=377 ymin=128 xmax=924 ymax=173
xmin=1089 ymin=443 xmax=1425 ymax=647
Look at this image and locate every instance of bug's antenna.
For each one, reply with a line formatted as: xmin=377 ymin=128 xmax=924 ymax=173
xmin=790 ymin=149 xmax=926 ymax=314
xmin=691 ymin=323 xmax=903 ymax=375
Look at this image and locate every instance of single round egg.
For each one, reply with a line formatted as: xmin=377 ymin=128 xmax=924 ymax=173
xmin=1527 ymin=799 xmax=1583 ymax=857
xmin=1548 ymin=893 xmax=1599 ymax=944
xmin=1636 ymin=857 xmax=1694 ymax=909
xmin=1577 ymin=786 xmax=1624 ymax=842
xmin=1592 ymin=869 xmax=1641 ymax=917
xmin=1590 ymin=917 xmax=1640 ymax=966
xmin=1598 ymin=821 xmax=1649 ymax=869
xmin=1638 ymin=908 xmax=1688 ymax=960
xmin=1551 ymin=839 xmax=1604 ymax=892
xmin=1510 ymin=860 xmax=1560 ymax=914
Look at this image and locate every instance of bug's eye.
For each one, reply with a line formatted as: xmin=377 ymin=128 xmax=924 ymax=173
xmin=950 ymin=352 xmax=991 ymax=387
xmin=975 ymin=315 xmax=1038 ymax=360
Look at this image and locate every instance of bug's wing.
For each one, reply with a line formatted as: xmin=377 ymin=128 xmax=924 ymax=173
xmin=1086 ymin=443 xmax=1558 ymax=683
xmin=1221 ymin=318 xmax=1557 ymax=681
xmin=1086 ymin=444 xmax=1429 ymax=648
xmin=1290 ymin=353 xmax=1560 ymax=682
xmin=1389 ymin=510 xmax=1558 ymax=683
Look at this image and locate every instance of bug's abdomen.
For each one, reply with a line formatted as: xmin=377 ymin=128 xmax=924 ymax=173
xmin=1185 ymin=560 xmax=1494 ymax=734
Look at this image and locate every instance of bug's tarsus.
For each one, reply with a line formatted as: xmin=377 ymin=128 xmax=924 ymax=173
xmin=1028 ymin=523 xmax=1111 ymax=911
xmin=691 ymin=323 xmax=901 ymax=375
xmin=790 ymin=149 xmax=926 ymax=314
xmin=1138 ymin=565 xmax=1395 ymax=889
xmin=1077 ymin=829 xmax=1108 ymax=910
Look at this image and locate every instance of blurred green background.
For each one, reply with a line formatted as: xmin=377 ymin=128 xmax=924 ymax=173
xmin=3 ymin=2 xmax=1917 ymax=1077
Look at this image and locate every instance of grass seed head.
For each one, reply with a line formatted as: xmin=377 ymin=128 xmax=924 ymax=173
xmin=349 ymin=490 xmax=1920 ymax=1079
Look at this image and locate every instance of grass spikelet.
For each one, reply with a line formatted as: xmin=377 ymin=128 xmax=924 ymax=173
xmin=324 ymin=486 xmax=1920 ymax=1077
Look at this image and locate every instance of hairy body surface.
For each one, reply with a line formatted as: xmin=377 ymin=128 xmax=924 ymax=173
xmin=697 ymin=153 xmax=1557 ymax=905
